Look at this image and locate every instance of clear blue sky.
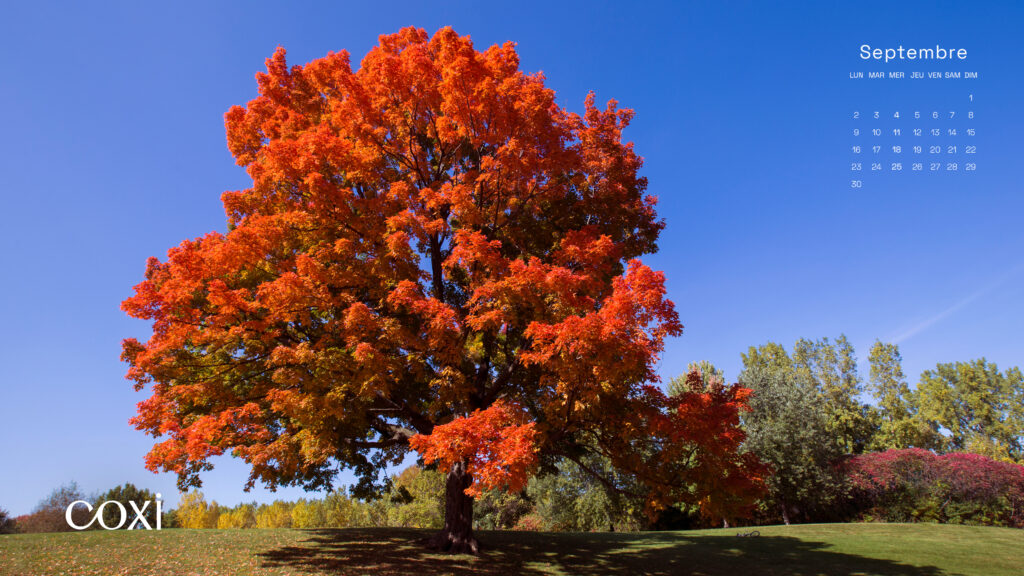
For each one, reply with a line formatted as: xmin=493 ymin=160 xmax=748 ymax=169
xmin=1 ymin=1 xmax=1021 ymax=515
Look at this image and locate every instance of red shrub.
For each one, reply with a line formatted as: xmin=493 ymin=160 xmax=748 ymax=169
xmin=513 ymin=513 xmax=545 ymax=532
xmin=843 ymin=449 xmax=1024 ymax=527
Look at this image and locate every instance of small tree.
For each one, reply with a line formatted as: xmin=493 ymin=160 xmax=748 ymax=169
xmin=740 ymin=365 xmax=844 ymax=524
xmin=93 ymin=483 xmax=158 ymax=529
xmin=16 ymin=482 xmax=89 ymax=533
xmin=175 ymin=492 xmax=220 ymax=529
xmin=0 ymin=508 xmax=16 ymax=534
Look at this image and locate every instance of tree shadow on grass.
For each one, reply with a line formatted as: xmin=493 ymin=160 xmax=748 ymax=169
xmin=257 ymin=528 xmax=961 ymax=576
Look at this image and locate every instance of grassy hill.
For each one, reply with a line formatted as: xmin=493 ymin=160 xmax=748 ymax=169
xmin=0 ymin=523 xmax=1020 ymax=576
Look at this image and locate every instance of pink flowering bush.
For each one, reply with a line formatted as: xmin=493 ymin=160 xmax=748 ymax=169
xmin=844 ymin=449 xmax=1024 ymax=527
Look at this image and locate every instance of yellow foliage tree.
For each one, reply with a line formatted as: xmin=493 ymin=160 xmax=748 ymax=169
xmin=255 ymin=501 xmax=293 ymax=529
xmin=176 ymin=492 xmax=220 ymax=529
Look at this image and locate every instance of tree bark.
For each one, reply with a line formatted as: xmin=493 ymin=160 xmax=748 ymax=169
xmin=424 ymin=461 xmax=478 ymax=554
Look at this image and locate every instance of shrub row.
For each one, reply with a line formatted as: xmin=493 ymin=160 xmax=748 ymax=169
xmin=5 ymin=450 xmax=1022 ymax=534
xmin=843 ymin=449 xmax=1024 ymax=527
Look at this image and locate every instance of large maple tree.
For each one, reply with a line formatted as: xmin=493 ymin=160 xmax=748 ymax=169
xmin=123 ymin=27 xmax=763 ymax=552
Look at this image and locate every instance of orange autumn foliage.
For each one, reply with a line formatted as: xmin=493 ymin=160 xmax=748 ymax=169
xmin=122 ymin=26 xmax=763 ymax=520
xmin=409 ymin=400 xmax=538 ymax=497
xmin=664 ymin=371 xmax=768 ymax=521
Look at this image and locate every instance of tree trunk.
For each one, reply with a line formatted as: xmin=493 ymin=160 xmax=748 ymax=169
xmin=424 ymin=461 xmax=478 ymax=554
xmin=780 ymin=502 xmax=791 ymax=526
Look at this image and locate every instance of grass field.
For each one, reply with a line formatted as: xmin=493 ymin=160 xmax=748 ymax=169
xmin=0 ymin=523 xmax=1021 ymax=576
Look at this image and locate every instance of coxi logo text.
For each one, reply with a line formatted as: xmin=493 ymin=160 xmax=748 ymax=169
xmin=65 ymin=494 xmax=163 ymax=530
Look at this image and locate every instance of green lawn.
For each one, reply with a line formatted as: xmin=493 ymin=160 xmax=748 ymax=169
xmin=0 ymin=523 xmax=1020 ymax=576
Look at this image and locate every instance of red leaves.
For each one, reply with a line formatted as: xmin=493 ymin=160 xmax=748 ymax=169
xmin=586 ymin=373 xmax=767 ymax=522
xmin=670 ymin=379 xmax=766 ymax=521
xmin=121 ymin=26 xmax=761 ymax=518
xmin=846 ymin=448 xmax=1024 ymax=499
xmin=134 ymin=402 xmax=270 ymax=477
xmin=410 ymin=401 xmax=539 ymax=496
xmin=844 ymin=448 xmax=1024 ymax=526
xmin=386 ymin=280 xmax=462 ymax=358
xmin=522 ymin=260 xmax=682 ymax=391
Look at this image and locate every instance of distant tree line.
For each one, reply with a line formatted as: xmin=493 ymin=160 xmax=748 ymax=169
xmin=4 ymin=335 xmax=1021 ymax=534
xmin=4 ymin=483 xmax=158 ymax=534
xmin=145 ymin=463 xmax=645 ymax=532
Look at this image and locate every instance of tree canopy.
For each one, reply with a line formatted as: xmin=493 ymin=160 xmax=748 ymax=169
xmin=122 ymin=26 xmax=762 ymax=552
xmin=866 ymin=341 xmax=941 ymax=451
xmin=92 ymin=483 xmax=158 ymax=530
xmin=916 ymin=359 xmax=1024 ymax=461
xmin=739 ymin=362 xmax=843 ymax=525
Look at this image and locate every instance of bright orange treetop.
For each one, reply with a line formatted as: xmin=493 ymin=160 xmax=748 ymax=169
xmin=122 ymin=27 xmax=763 ymax=543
